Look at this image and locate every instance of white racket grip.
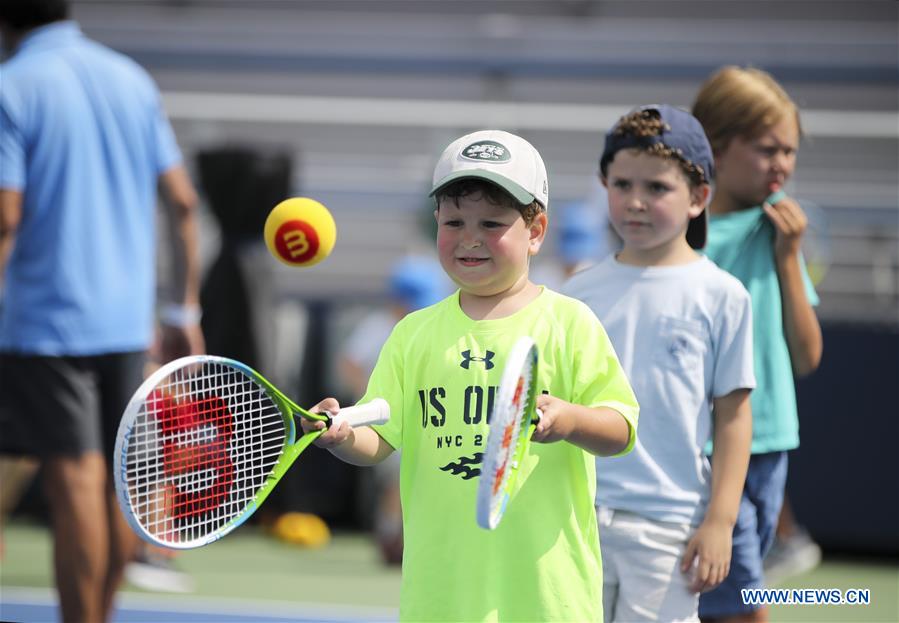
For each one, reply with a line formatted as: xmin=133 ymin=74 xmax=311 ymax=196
xmin=331 ymin=398 xmax=390 ymax=428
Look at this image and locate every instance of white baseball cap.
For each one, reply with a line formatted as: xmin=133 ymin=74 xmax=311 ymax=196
xmin=430 ymin=130 xmax=549 ymax=210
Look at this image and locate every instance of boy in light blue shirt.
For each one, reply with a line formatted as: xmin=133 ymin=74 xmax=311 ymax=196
xmin=565 ymin=105 xmax=754 ymax=622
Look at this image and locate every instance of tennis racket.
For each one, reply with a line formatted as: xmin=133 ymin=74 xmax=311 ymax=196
xmin=476 ymin=336 xmax=542 ymax=530
xmin=792 ymin=197 xmax=832 ymax=286
xmin=114 ymin=355 xmax=389 ymax=549
xmin=765 ymin=190 xmax=832 ymax=285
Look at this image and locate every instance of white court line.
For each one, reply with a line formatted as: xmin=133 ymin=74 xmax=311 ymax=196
xmin=1 ymin=586 xmax=397 ymax=621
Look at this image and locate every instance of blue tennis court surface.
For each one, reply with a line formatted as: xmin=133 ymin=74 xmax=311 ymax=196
xmin=1 ymin=587 xmax=396 ymax=623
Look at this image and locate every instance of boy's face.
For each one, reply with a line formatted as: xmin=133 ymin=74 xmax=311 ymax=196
xmin=714 ymin=114 xmax=799 ymax=208
xmin=603 ymin=149 xmax=706 ymax=258
xmin=435 ymin=192 xmax=545 ymax=297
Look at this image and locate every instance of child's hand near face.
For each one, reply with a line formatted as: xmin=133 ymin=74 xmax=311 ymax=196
xmin=763 ymin=194 xmax=808 ymax=263
xmin=681 ymin=516 xmax=734 ymax=594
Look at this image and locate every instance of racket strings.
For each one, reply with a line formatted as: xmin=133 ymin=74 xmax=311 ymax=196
xmin=124 ymin=362 xmax=285 ymax=544
xmin=486 ymin=364 xmax=532 ymax=514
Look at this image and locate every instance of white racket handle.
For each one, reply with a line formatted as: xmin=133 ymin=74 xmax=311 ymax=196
xmin=330 ymin=398 xmax=390 ymax=428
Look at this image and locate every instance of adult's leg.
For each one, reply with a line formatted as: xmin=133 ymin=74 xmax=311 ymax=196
xmin=0 ymin=356 xmax=41 ymax=558
xmin=102 ymin=482 xmax=138 ymax=618
xmin=0 ymin=456 xmax=39 ymax=557
xmin=3 ymin=354 xmax=110 ymax=622
xmin=43 ymin=452 xmax=109 ymax=623
xmin=97 ymin=351 xmax=148 ymax=618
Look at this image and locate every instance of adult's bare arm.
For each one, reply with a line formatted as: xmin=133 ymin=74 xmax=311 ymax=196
xmin=158 ymin=166 xmax=205 ymax=359
xmin=0 ymin=190 xmax=23 ymax=286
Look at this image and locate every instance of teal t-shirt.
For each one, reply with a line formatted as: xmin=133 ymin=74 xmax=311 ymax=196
xmin=364 ymin=288 xmax=639 ymax=622
xmin=704 ymin=207 xmax=819 ymax=453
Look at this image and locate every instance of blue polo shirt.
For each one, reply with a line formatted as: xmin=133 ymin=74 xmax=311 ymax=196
xmin=0 ymin=21 xmax=182 ymax=355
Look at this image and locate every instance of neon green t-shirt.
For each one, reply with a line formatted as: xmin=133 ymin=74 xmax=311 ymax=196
xmin=363 ymin=288 xmax=639 ymax=622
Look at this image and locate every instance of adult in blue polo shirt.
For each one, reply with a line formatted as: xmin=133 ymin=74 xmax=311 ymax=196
xmin=0 ymin=1 xmax=203 ymax=620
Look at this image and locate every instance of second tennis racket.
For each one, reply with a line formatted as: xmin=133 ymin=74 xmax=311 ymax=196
xmin=114 ymin=355 xmax=388 ymax=549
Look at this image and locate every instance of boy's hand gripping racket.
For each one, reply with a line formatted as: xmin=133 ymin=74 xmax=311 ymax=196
xmin=114 ymin=355 xmax=389 ymax=549
xmin=476 ymin=336 xmax=541 ymax=530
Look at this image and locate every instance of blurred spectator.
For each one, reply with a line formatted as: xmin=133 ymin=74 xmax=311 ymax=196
xmin=338 ymin=256 xmax=450 ymax=564
xmin=0 ymin=2 xmax=203 ymax=621
xmin=531 ymin=197 xmax=613 ymax=290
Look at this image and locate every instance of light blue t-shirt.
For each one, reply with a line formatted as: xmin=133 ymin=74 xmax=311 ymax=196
xmin=0 ymin=21 xmax=182 ymax=355
xmin=565 ymin=256 xmax=755 ymax=525
xmin=704 ymin=207 xmax=819 ymax=454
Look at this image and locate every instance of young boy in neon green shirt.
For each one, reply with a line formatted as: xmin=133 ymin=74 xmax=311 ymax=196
xmin=303 ymin=130 xmax=639 ymax=622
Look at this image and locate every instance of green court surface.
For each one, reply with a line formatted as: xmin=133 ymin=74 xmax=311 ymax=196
xmin=2 ymin=519 xmax=400 ymax=617
xmin=2 ymin=520 xmax=897 ymax=622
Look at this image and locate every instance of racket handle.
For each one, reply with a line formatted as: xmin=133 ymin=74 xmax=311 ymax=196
xmin=331 ymin=398 xmax=390 ymax=428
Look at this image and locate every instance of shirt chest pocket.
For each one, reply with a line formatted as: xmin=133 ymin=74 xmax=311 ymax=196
xmin=652 ymin=316 xmax=706 ymax=371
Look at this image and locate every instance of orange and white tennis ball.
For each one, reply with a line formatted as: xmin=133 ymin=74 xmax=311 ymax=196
xmin=264 ymin=197 xmax=336 ymax=267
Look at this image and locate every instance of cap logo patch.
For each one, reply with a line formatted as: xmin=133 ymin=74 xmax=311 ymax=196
xmin=461 ymin=141 xmax=510 ymax=162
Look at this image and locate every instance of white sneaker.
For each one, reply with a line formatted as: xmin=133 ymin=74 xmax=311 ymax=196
xmin=125 ymin=553 xmax=196 ymax=593
xmin=764 ymin=529 xmax=822 ymax=586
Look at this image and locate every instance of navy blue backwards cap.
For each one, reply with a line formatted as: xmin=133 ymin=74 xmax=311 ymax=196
xmin=599 ymin=104 xmax=714 ymax=249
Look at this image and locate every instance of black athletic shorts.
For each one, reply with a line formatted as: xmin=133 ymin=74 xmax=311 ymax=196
xmin=0 ymin=352 xmax=146 ymax=461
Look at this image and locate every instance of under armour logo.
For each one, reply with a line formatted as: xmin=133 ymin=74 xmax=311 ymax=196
xmin=460 ymin=350 xmax=495 ymax=370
